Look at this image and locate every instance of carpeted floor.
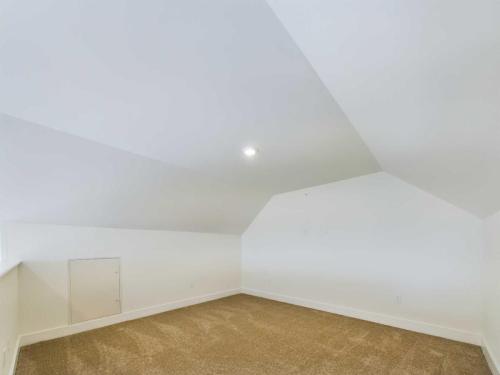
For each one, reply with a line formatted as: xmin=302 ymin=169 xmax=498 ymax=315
xmin=16 ymin=294 xmax=491 ymax=375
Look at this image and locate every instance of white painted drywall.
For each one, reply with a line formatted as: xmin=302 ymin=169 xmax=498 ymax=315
xmin=4 ymin=223 xmax=240 ymax=335
xmin=0 ymin=0 xmax=378 ymax=193
xmin=242 ymin=172 xmax=483 ymax=337
xmin=1 ymin=114 xmax=269 ymax=234
xmin=267 ymin=0 xmax=500 ymax=218
xmin=0 ymin=266 xmax=18 ymax=375
xmin=483 ymin=211 xmax=500 ymax=371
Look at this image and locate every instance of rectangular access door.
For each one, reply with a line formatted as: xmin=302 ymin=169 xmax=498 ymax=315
xmin=69 ymin=258 xmax=121 ymax=324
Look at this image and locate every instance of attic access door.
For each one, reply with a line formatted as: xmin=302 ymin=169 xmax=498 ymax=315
xmin=69 ymin=258 xmax=121 ymax=324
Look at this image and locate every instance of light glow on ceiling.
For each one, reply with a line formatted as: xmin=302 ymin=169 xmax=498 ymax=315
xmin=242 ymin=146 xmax=257 ymax=158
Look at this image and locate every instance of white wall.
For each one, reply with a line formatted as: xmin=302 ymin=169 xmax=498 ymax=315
xmin=0 ymin=266 xmax=18 ymax=375
xmin=483 ymin=211 xmax=500 ymax=372
xmin=242 ymin=172 xmax=483 ymax=342
xmin=4 ymin=223 xmax=240 ymax=335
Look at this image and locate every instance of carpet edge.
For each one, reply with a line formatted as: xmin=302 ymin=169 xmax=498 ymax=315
xmin=241 ymin=287 xmax=482 ymax=345
xmin=17 ymin=288 xmax=241 ymax=348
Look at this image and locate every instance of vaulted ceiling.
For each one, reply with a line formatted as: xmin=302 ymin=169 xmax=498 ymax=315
xmin=1 ymin=0 xmax=499 ymax=233
xmin=0 ymin=0 xmax=378 ymax=233
xmin=1 ymin=113 xmax=270 ymax=233
xmin=267 ymin=0 xmax=500 ymax=217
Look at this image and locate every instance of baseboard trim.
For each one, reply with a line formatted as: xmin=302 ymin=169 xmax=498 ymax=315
xmin=482 ymin=338 xmax=500 ymax=375
xmin=8 ymin=336 xmax=21 ymax=375
xmin=19 ymin=288 xmax=240 ymax=347
xmin=242 ymin=288 xmax=481 ymax=345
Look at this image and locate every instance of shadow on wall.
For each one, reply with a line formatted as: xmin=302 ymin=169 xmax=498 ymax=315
xmin=18 ymin=262 xmax=70 ymax=334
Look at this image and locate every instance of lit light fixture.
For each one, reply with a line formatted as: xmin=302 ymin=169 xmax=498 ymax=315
xmin=242 ymin=146 xmax=257 ymax=158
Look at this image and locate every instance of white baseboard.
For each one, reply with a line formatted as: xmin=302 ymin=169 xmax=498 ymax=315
xmin=7 ymin=336 xmax=21 ymax=375
xmin=242 ymin=288 xmax=482 ymax=345
xmin=482 ymin=338 xmax=500 ymax=375
xmin=10 ymin=288 xmax=492 ymax=374
xmin=18 ymin=288 xmax=240 ymax=347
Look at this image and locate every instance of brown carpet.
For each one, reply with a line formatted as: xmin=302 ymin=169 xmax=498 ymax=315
xmin=16 ymin=294 xmax=491 ymax=375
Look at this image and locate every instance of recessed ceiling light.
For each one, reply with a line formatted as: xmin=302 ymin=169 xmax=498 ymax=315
xmin=242 ymin=146 xmax=257 ymax=158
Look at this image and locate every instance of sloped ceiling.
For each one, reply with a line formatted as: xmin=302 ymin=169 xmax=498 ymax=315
xmin=3 ymin=0 xmax=496 ymax=233
xmin=0 ymin=0 xmax=379 ymax=233
xmin=267 ymin=0 xmax=500 ymax=217
xmin=1 ymin=114 xmax=271 ymax=233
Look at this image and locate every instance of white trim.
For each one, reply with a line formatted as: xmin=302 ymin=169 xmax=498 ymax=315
xmin=242 ymin=288 xmax=482 ymax=345
xmin=482 ymin=338 xmax=500 ymax=375
xmin=8 ymin=336 xmax=21 ymax=375
xmin=19 ymin=288 xmax=240 ymax=347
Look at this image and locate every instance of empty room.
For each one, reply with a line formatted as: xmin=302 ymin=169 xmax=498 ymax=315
xmin=1 ymin=0 xmax=499 ymax=374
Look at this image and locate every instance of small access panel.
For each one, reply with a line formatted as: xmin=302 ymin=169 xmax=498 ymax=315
xmin=69 ymin=258 xmax=121 ymax=324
